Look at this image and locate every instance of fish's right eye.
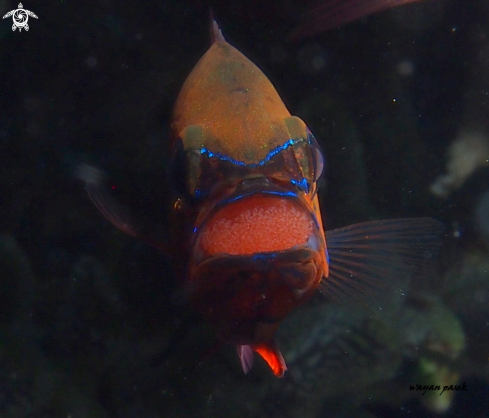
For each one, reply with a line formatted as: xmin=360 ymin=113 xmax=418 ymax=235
xmin=169 ymin=139 xmax=189 ymax=198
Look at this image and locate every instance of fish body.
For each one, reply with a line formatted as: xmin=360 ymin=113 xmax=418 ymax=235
xmin=170 ymin=22 xmax=328 ymax=377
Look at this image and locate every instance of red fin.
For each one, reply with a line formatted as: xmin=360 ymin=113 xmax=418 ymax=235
xmin=290 ymin=0 xmax=428 ymax=40
xmin=320 ymin=218 xmax=444 ymax=299
xmin=253 ymin=343 xmax=287 ymax=378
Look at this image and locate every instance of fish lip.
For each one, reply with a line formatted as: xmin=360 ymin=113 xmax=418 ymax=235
xmin=193 ymin=245 xmax=319 ymax=269
xmin=188 ymin=247 xmax=323 ymax=300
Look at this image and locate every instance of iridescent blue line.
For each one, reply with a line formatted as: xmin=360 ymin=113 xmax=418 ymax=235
xmin=222 ymin=189 xmax=298 ymax=206
xmin=291 ymin=178 xmax=309 ymax=193
xmin=200 ymin=138 xmax=301 ymax=167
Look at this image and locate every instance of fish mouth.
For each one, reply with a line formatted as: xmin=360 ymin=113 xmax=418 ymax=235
xmin=186 ymin=178 xmax=327 ymax=344
xmin=191 ymin=177 xmax=325 ymax=261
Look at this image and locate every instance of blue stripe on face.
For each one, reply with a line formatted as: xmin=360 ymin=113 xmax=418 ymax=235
xmin=223 ymin=189 xmax=298 ymax=205
xmin=291 ymin=178 xmax=309 ymax=194
xmin=199 ymin=138 xmax=298 ymax=167
xmin=192 ymin=135 xmax=319 ymax=199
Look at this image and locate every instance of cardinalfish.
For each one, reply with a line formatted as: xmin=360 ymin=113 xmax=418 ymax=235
xmin=81 ymin=19 xmax=442 ymax=377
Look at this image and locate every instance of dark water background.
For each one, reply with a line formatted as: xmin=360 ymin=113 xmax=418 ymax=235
xmin=1 ymin=0 xmax=488 ymax=417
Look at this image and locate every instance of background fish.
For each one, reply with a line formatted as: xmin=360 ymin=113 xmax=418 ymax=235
xmin=290 ymin=0 xmax=433 ymax=39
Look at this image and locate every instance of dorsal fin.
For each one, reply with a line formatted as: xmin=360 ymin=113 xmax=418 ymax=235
xmin=210 ymin=19 xmax=226 ymax=44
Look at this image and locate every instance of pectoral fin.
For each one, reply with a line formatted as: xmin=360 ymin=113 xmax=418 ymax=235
xmin=320 ymin=218 xmax=444 ymax=300
xmin=76 ymin=163 xmax=170 ymax=254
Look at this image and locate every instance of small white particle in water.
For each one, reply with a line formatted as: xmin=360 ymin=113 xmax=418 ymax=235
xmin=397 ymin=60 xmax=414 ymax=76
xmin=86 ymin=56 xmax=98 ymax=68
xmin=312 ymin=55 xmax=326 ymax=71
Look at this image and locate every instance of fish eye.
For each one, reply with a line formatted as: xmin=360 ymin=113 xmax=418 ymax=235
xmin=308 ymin=130 xmax=324 ymax=182
xmin=169 ymin=138 xmax=210 ymax=202
xmin=169 ymin=139 xmax=189 ymax=198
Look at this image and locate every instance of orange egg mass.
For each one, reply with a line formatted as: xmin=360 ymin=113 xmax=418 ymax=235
xmin=200 ymin=195 xmax=313 ymax=255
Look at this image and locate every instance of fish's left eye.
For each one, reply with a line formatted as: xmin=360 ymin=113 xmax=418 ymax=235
xmin=308 ymin=129 xmax=324 ymax=182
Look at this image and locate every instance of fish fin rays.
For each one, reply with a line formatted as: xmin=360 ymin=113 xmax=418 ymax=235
xmin=76 ymin=163 xmax=170 ymax=254
xmin=236 ymin=344 xmax=254 ymax=374
xmin=210 ymin=19 xmax=226 ymax=44
xmin=237 ymin=342 xmax=287 ymax=377
xmin=253 ymin=342 xmax=287 ymax=378
xmin=289 ymin=0 xmax=427 ymax=40
xmin=319 ymin=218 xmax=444 ymax=302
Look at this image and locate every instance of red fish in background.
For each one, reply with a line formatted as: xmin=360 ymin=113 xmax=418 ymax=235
xmin=290 ymin=0 xmax=432 ymax=40
xmin=81 ymin=20 xmax=442 ymax=378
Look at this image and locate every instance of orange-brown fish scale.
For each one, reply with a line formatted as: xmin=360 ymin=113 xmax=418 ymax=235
xmin=200 ymin=195 xmax=313 ymax=255
xmin=171 ymin=41 xmax=292 ymax=164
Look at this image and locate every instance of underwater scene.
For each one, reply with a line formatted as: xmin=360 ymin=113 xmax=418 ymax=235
xmin=1 ymin=0 xmax=488 ymax=417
